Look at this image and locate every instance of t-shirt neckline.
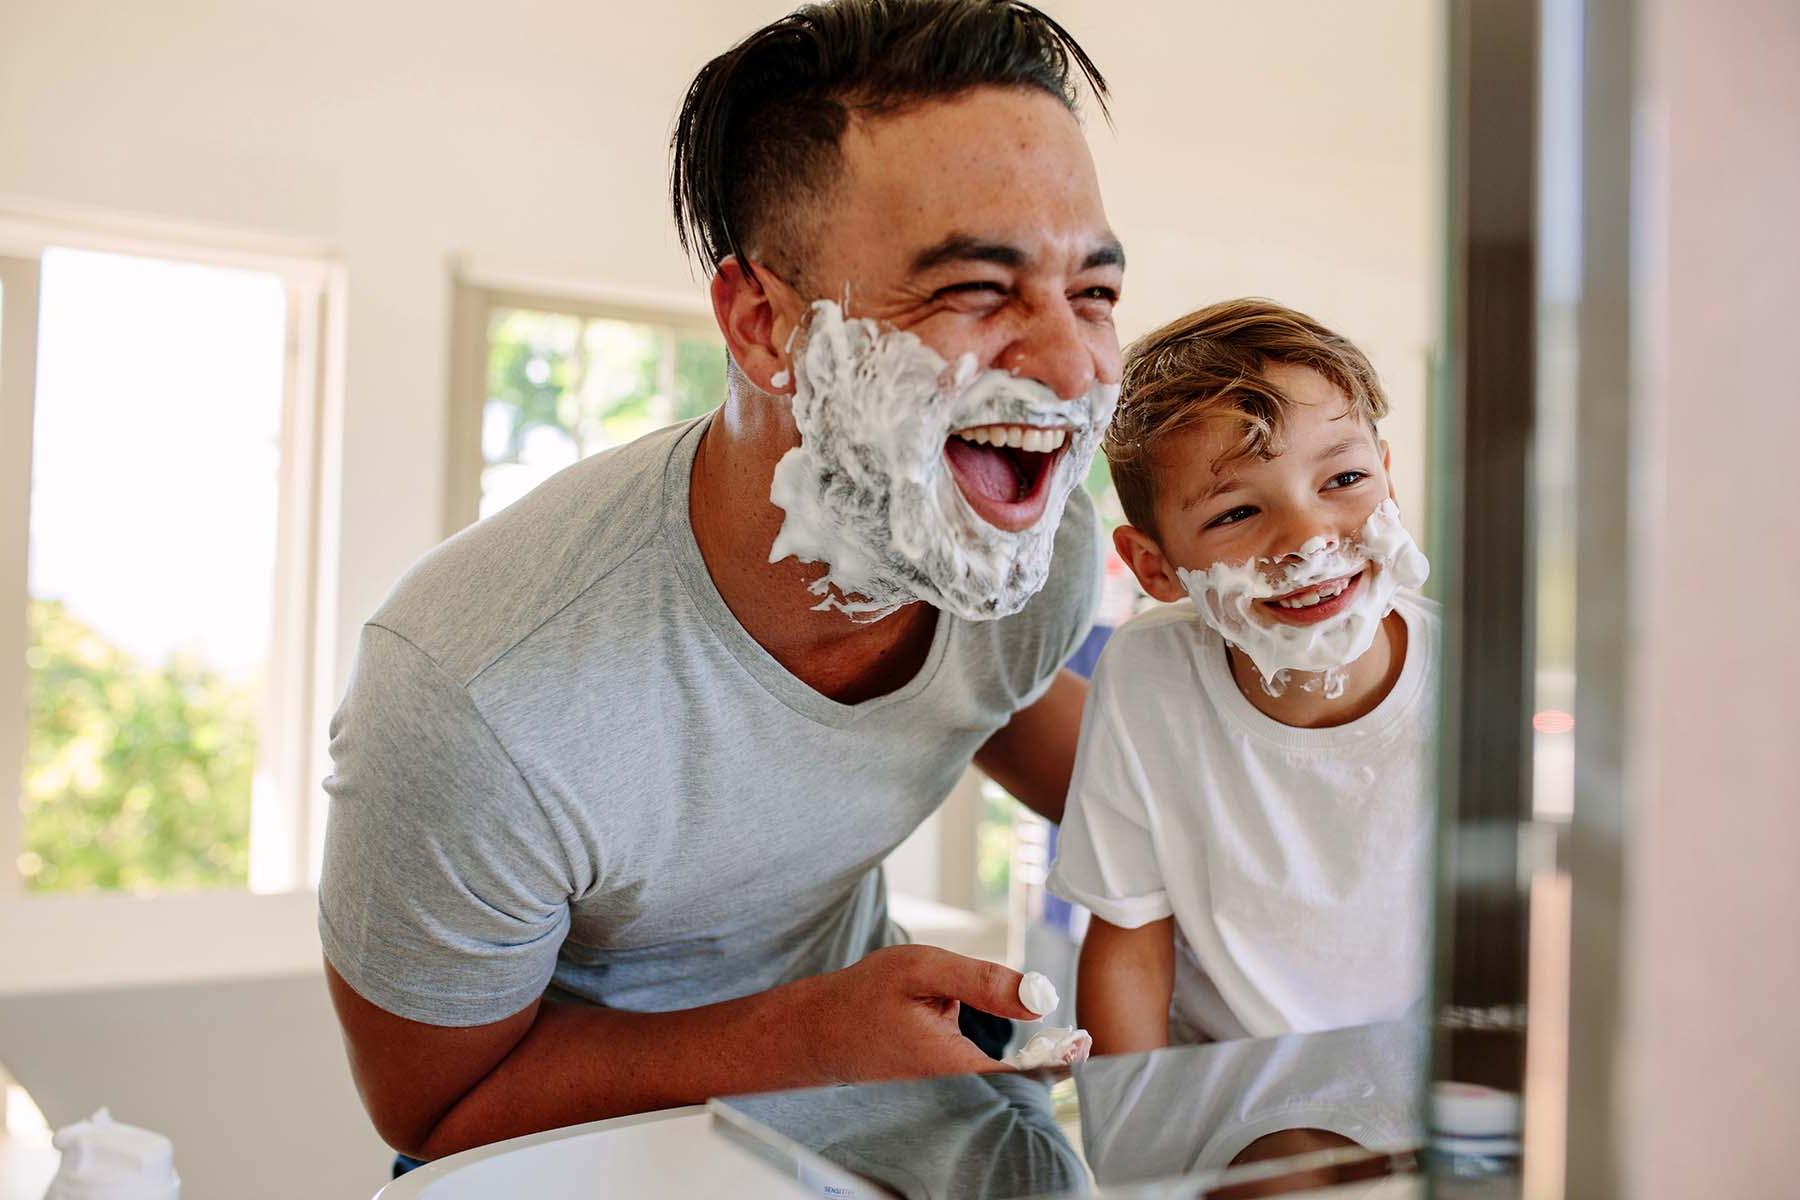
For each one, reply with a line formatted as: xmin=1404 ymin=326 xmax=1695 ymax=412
xmin=1191 ymin=593 xmax=1434 ymax=751
xmin=659 ymin=415 xmax=956 ymax=728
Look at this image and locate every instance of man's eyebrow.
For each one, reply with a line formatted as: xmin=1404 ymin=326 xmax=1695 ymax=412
xmin=910 ymin=235 xmax=1028 ymax=274
xmin=1181 ymin=474 xmax=1244 ymax=512
xmin=1083 ymin=239 xmax=1126 ymax=271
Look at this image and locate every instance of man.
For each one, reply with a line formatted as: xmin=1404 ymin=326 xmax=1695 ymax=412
xmin=320 ymin=0 xmax=1126 ymax=1163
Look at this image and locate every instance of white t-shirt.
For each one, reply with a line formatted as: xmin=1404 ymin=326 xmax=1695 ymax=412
xmin=1048 ymin=592 xmax=1439 ymax=1041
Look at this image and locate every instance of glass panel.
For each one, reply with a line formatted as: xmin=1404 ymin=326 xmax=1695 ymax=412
xmin=23 ymin=247 xmax=286 ymax=893
xmin=479 ymin=308 xmax=726 ymax=519
xmin=672 ymin=335 xmax=727 ymax=423
xmin=713 ymin=1020 xmax=1435 ymax=1198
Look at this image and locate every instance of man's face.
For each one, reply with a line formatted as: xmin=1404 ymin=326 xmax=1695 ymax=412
xmin=770 ymin=85 xmax=1125 ymax=535
xmin=1148 ymin=363 xmax=1396 ymax=627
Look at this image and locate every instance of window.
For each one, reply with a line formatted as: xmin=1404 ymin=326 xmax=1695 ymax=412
xmin=447 ymin=277 xmax=726 ymax=533
xmin=0 ymin=216 xmax=338 ymax=902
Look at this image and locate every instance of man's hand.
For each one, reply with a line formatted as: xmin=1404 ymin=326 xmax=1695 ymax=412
xmin=794 ymin=945 xmax=1042 ymax=1083
xmin=326 ymin=945 xmax=1040 ymax=1160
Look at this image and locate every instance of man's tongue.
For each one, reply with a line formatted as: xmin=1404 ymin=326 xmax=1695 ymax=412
xmin=945 ymin=437 xmax=1024 ymax=503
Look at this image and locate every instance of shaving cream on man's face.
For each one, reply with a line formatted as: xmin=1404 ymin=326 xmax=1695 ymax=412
xmin=1176 ymin=499 xmax=1431 ymax=698
xmin=768 ymin=300 xmax=1118 ymax=622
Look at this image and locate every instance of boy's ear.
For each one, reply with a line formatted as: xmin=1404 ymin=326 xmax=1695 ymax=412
xmin=1113 ymin=524 xmax=1189 ymax=605
xmin=1380 ymin=438 xmax=1397 ymax=503
xmin=710 ymin=257 xmax=802 ymax=395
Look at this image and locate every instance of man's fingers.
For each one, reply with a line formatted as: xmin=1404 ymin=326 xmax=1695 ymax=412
xmin=925 ymin=1031 xmax=1013 ymax=1078
xmin=897 ymin=946 xmax=1035 ymax=1019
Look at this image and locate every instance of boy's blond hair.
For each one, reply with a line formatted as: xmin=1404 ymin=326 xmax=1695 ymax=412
xmin=1106 ymin=298 xmax=1390 ymax=538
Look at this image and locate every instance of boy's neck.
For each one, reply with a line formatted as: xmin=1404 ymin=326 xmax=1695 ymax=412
xmin=1225 ymin=609 xmax=1409 ymax=730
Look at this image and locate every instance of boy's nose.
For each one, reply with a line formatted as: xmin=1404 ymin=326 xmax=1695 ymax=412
xmin=1273 ymin=516 xmax=1343 ymax=561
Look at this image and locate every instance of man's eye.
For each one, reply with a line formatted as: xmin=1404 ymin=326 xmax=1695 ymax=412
xmin=1072 ymin=286 xmax=1119 ymax=319
xmin=1206 ymin=506 xmax=1256 ymax=529
xmin=933 ymin=281 xmax=1008 ymax=303
xmin=1325 ymin=471 xmax=1367 ymax=489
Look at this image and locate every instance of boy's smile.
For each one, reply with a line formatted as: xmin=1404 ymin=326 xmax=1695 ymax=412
xmin=1261 ymin=565 xmax=1368 ymax=625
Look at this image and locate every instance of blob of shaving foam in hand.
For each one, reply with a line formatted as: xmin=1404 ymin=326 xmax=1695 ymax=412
xmin=1017 ymin=971 xmax=1059 ymax=1016
xmin=1004 ymin=1027 xmax=1093 ymax=1071
xmin=1176 ymin=498 xmax=1430 ymax=699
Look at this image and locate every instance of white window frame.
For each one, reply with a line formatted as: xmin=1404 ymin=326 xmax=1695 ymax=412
xmin=446 ymin=264 xmax=720 ymax=538
xmin=0 ymin=198 xmax=345 ymax=993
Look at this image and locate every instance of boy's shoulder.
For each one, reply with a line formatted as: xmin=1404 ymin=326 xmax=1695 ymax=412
xmin=1088 ymin=599 xmax=1217 ymax=701
xmin=1392 ymin=589 xmax=1444 ymax=654
xmin=1106 ymin=598 xmax=1215 ymax=651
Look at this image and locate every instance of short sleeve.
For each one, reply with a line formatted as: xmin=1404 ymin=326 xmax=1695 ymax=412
xmin=318 ymin=623 xmax=574 ymax=1027
xmin=1045 ymin=648 xmax=1172 ymax=928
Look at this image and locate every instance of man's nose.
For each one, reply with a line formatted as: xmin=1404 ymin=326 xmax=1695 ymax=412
xmin=998 ymin=302 xmax=1115 ymax=401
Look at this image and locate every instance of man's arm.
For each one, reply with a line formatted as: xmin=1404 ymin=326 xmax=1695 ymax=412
xmin=326 ymin=945 xmax=1042 ymax=1161
xmin=974 ymin=668 xmax=1088 ymax=824
xmin=1076 ymin=915 xmax=1174 ymax=1056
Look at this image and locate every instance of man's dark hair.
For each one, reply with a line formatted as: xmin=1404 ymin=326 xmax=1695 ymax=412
xmin=670 ymin=0 xmax=1108 ymax=281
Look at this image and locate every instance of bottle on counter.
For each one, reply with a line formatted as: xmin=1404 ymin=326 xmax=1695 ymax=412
xmin=44 ymin=1108 xmax=180 ymax=1200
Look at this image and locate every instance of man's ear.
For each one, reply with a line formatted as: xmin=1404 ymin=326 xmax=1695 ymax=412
xmin=1380 ymin=437 xmax=1397 ymax=504
xmin=1112 ymin=524 xmax=1188 ymax=605
xmin=710 ymin=256 xmax=803 ymax=395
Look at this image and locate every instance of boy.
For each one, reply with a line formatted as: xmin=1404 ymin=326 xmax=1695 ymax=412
xmin=1047 ymin=299 xmax=1438 ymax=1052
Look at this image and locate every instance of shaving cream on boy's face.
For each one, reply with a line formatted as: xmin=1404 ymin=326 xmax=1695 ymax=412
xmin=768 ymin=299 xmax=1118 ymax=622
xmin=1176 ymin=499 xmax=1431 ymax=699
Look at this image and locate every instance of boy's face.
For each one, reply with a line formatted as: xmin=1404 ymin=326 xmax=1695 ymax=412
xmin=1115 ymin=363 xmax=1397 ymax=614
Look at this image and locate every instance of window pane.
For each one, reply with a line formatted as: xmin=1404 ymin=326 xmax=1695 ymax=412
xmin=21 ymin=248 xmax=286 ymax=893
xmin=479 ymin=308 xmax=725 ymax=519
xmin=672 ymin=336 xmax=727 ymax=422
xmin=578 ymin=318 xmax=665 ymax=446
xmin=1084 ymin=453 xmax=1123 ymax=528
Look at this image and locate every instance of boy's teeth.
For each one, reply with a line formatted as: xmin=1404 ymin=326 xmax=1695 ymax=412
xmin=1276 ymin=578 xmax=1349 ymax=609
xmin=953 ymin=426 xmax=1069 ymax=452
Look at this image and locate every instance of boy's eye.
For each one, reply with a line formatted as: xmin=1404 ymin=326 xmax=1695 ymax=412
xmin=1205 ymin=506 xmax=1257 ymax=530
xmin=1325 ymin=471 xmax=1368 ymax=489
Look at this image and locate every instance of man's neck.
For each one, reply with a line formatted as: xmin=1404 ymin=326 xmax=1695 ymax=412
xmin=1226 ymin=609 xmax=1409 ymax=730
xmin=688 ymin=399 xmax=939 ymax=707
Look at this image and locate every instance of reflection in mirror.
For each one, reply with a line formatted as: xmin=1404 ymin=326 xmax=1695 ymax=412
xmin=712 ymin=1020 xmax=1431 ymax=1199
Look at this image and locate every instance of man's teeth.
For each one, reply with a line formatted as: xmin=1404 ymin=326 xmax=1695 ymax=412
xmin=1274 ymin=578 xmax=1351 ymax=609
xmin=953 ymin=425 xmax=1069 ymax=453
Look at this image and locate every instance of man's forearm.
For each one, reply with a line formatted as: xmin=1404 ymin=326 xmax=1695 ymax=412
xmin=415 ymin=976 xmax=827 ymax=1159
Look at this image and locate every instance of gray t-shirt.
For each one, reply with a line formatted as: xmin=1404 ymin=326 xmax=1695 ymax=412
xmin=318 ymin=416 xmax=1098 ymax=1027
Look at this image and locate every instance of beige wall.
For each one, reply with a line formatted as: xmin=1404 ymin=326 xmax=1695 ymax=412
xmin=0 ymin=2 xmax=1439 ymax=1195
xmin=1623 ymin=0 xmax=1800 ymax=1193
xmin=0 ymin=976 xmax=390 ymax=1200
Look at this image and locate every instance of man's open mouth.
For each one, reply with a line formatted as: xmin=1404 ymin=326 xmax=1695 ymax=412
xmin=1256 ymin=566 xmax=1368 ymax=626
xmin=943 ymin=424 xmax=1072 ymax=532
